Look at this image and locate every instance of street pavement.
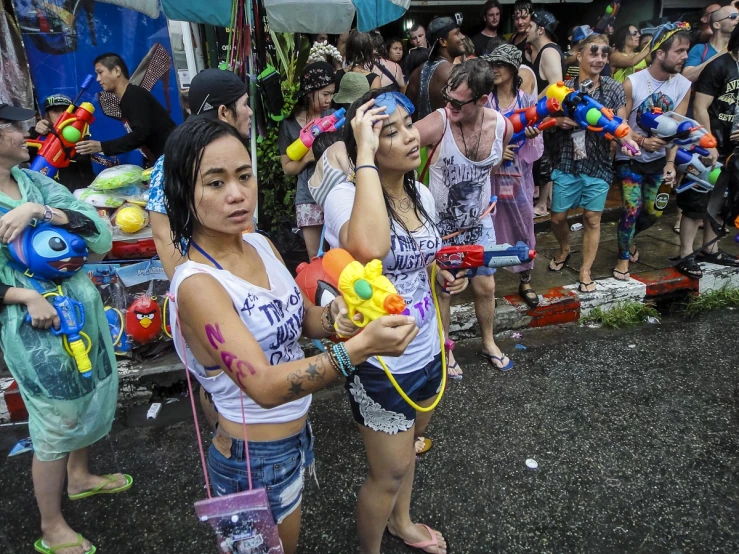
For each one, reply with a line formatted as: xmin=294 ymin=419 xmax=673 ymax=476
xmin=1 ymin=310 xmax=738 ymax=553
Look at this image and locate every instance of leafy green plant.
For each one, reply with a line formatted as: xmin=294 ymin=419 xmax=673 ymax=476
xmin=257 ymin=32 xmax=310 ymax=233
xmin=581 ymin=301 xmax=660 ymax=329
xmin=681 ymin=286 xmax=739 ymax=318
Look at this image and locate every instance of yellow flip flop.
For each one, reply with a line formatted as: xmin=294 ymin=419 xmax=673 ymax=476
xmin=68 ymin=473 xmax=133 ymax=501
xmin=34 ymin=534 xmax=96 ymax=553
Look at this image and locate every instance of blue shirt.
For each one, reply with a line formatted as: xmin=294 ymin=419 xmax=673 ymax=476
xmin=145 ymin=155 xmax=165 ymax=214
xmin=685 ymin=43 xmax=717 ymax=68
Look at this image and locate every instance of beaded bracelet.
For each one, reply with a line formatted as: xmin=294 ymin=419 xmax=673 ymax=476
xmin=327 ymin=348 xmax=344 ymax=376
xmin=331 ymin=343 xmax=355 ymax=377
xmin=320 ymin=305 xmax=333 ymax=334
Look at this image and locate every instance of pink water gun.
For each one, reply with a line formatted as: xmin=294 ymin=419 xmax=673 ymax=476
xmin=286 ymin=108 xmax=346 ymax=161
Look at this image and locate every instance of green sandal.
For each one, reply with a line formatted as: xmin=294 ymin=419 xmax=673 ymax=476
xmin=34 ymin=534 xmax=96 ymax=554
xmin=68 ymin=473 xmax=133 ymax=501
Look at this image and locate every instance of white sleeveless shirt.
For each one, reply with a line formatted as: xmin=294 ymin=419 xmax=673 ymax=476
xmin=429 ymin=107 xmax=506 ymax=245
xmin=169 ymin=233 xmax=311 ymax=425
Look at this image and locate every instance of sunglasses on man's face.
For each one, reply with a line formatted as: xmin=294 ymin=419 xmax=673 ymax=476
xmin=588 ymin=44 xmax=612 ymax=56
xmin=442 ymin=87 xmax=479 ymax=110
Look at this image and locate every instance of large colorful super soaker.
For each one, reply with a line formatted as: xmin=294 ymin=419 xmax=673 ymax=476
xmin=593 ymin=0 xmax=621 ymax=33
xmin=27 ymin=75 xmax=96 ymax=179
xmin=436 ymin=242 xmax=536 ymax=273
xmin=675 ymin=148 xmax=723 ymax=194
xmin=637 ymin=108 xmax=717 ymax=151
xmin=546 ymin=80 xmax=637 ymax=153
xmin=286 ymin=108 xmax=346 ymax=161
xmin=505 ymin=96 xmax=560 ymax=165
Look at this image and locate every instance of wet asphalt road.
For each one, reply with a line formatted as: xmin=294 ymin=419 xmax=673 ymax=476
xmin=1 ymin=310 xmax=738 ymax=554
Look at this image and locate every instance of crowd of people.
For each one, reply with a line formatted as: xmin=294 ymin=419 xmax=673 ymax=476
xmin=2 ymin=2 xmax=739 ymax=553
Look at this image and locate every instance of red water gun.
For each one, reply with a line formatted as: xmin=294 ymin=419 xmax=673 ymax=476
xmin=507 ymin=96 xmax=560 ymax=136
xmin=27 ymin=75 xmax=95 ymax=179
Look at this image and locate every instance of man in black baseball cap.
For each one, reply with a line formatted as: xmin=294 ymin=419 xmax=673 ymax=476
xmin=407 ymin=14 xmax=466 ymax=119
xmin=188 ymin=68 xmax=253 ymax=137
xmin=147 ymin=68 xmax=253 ymax=280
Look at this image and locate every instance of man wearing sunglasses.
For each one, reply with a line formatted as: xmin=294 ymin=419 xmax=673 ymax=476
xmin=613 ymin=28 xmax=691 ymax=281
xmin=545 ymin=34 xmax=638 ymax=293
xmin=415 ymin=59 xmax=515 ymax=373
xmin=406 ymin=15 xmax=466 ymax=121
xmin=683 ymin=5 xmax=739 ymax=83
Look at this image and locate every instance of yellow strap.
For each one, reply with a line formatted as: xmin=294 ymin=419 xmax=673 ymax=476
xmin=376 ymin=264 xmax=447 ymax=413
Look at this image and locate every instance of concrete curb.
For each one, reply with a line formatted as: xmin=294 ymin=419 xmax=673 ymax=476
xmin=449 ymin=262 xmax=739 ymax=340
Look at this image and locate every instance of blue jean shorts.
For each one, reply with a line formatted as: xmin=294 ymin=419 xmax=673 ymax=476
xmin=207 ymin=421 xmax=315 ymax=524
xmin=551 ymin=169 xmax=609 ymax=213
xmin=345 ymin=353 xmax=443 ymax=434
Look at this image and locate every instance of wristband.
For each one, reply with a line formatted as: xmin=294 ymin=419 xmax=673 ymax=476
xmin=42 ymin=205 xmax=54 ymax=223
xmin=354 ymin=165 xmax=379 ymax=173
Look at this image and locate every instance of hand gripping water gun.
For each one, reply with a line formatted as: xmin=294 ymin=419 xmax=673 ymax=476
xmin=28 ymin=75 xmax=96 ymax=179
xmin=322 ymin=247 xmax=447 ymax=413
xmin=25 ymin=286 xmax=92 ymax=378
xmin=436 ymin=242 xmax=536 ymax=273
xmin=637 ymin=108 xmax=717 ymax=151
xmin=675 ymin=148 xmax=723 ymax=194
xmin=286 ymin=108 xmax=346 ymax=161
xmin=546 ymin=80 xmax=636 ymax=153
xmin=322 ymin=248 xmax=406 ymax=328
xmin=505 ymin=115 xmax=558 ymax=166
xmin=593 ymin=0 xmax=621 ymax=33
xmin=507 ymin=96 xmax=560 ymax=137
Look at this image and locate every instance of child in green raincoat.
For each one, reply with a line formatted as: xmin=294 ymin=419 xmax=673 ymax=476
xmin=0 ymin=104 xmax=132 ymax=554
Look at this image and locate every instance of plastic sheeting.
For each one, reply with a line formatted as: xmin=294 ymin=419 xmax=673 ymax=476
xmin=0 ymin=168 xmax=117 ymax=461
xmin=160 ymin=0 xmax=233 ymax=27
xmin=0 ymin=8 xmax=34 ymax=111
xmin=353 ymin=0 xmax=410 ymax=33
xmin=265 ymin=0 xmax=355 ymax=34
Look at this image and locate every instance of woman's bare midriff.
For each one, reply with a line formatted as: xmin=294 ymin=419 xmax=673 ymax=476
xmin=217 ymin=413 xmax=308 ymax=443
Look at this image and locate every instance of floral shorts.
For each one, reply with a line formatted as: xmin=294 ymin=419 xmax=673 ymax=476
xmin=296 ymin=202 xmax=324 ymax=228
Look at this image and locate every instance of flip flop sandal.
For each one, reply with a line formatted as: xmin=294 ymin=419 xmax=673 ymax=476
xmin=673 ymin=222 xmax=680 ymax=234
xmin=675 ymin=256 xmax=703 ymax=279
xmin=446 ymin=361 xmax=463 ymax=380
xmin=478 ymin=351 xmax=513 ymax=371
xmin=612 ymin=268 xmax=630 ymax=281
xmin=578 ymin=281 xmax=596 ymax=293
xmin=34 ymin=535 xmax=96 ymax=554
xmin=629 ymin=248 xmax=640 ymax=264
xmin=415 ymin=437 xmax=433 ymax=455
xmin=389 ymin=523 xmax=443 ymax=554
xmin=519 ymin=283 xmax=540 ymax=308
xmin=68 ymin=474 xmax=133 ymax=501
xmin=548 ymin=253 xmax=571 ymax=272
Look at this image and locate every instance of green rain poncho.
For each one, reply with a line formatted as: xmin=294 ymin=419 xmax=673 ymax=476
xmin=2 ymin=168 xmax=117 ymax=461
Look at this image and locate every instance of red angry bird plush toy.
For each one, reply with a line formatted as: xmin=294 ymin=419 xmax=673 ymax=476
xmin=126 ymin=295 xmax=162 ymax=344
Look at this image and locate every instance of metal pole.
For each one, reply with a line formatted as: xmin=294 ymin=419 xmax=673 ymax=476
xmin=245 ymin=0 xmax=260 ymax=224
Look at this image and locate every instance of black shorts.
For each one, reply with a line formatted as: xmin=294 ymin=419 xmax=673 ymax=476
xmin=677 ymin=154 xmax=726 ymax=220
xmin=345 ymin=353 xmax=443 ymax=434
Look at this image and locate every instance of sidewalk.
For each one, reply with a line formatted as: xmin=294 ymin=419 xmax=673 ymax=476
xmin=449 ymin=205 xmax=739 ymax=338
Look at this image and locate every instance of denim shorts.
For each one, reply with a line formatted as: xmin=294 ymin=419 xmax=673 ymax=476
xmin=345 ymin=353 xmax=443 ymax=434
xmin=552 ymin=169 xmax=609 ymax=213
xmin=207 ymin=421 xmax=315 ymax=524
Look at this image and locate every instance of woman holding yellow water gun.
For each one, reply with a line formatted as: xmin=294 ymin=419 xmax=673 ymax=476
xmin=162 ymin=118 xmax=419 ymax=554
xmin=323 ymin=89 xmax=469 ymax=554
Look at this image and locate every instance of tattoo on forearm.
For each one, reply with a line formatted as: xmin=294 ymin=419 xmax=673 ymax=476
xmin=203 ymin=322 xmax=257 ymax=389
xmin=283 ymin=353 xmax=329 ymax=401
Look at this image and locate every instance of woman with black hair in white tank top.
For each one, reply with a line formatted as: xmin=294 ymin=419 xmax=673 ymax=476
xmin=162 ymin=118 xmax=418 ymax=554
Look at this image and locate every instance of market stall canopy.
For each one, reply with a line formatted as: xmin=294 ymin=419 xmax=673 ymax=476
xmin=410 ymin=0 xmax=590 ymax=4
xmin=265 ymin=0 xmax=410 ymax=33
xmin=161 ymin=0 xmax=233 ymax=27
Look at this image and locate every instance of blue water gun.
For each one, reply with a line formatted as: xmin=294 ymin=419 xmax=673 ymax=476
xmin=637 ymin=108 xmax=717 ymax=151
xmin=547 ymin=80 xmax=637 ymax=154
xmin=674 ymin=147 xmax=723 ymax=194
xmin=25 ymin=287 xmax=92 ymax=378
xmin=105 ymin=306 xmax=132 ymax=356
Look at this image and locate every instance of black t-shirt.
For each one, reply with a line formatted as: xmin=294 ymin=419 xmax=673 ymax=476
xmin=472 ymin=32 xmax=497 ymax=57
xmin=100 ymin=84 xmax=176 ymax=164
xmin=694 ymin=53 xmax=739 ymax=155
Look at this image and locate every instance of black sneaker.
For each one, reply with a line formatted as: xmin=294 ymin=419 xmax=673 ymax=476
xmin=697 ymin=249 xmax=739 ymax=267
